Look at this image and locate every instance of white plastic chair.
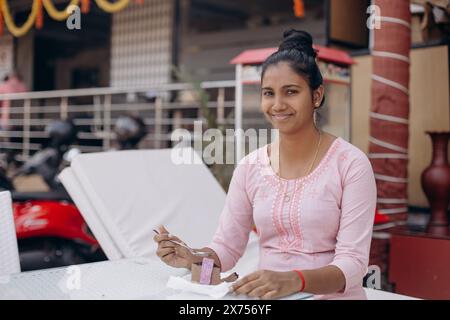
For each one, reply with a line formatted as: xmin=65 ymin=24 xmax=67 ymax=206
xmin=59 ymin=147 xmax=259 ymax=274
xmin=0 ymin=191 xmax=21 ymax=276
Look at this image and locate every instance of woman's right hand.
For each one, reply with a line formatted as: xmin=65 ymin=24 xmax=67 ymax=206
xmin=153 ymin=225 xmax=193 ymax=269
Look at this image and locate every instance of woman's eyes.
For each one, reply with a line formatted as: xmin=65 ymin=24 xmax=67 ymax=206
xmin=262 ymin=90 xmax=298 ymax=97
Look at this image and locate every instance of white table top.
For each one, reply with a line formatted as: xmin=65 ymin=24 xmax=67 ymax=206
xmin=0 ymin=258 xmax=417 ymax=300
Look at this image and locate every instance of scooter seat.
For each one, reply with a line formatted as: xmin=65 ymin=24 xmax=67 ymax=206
xmin=11 ymin=190 xmax=73 ymax=202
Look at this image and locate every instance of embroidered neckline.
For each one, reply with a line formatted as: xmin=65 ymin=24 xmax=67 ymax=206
xmin=260 ymin=137 xmax=342 ymax=185
xmin=258 ymin=137 xmax=342 ymax=252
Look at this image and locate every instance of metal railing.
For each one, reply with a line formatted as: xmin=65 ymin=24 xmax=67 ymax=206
xmin=0 ymin=80 xmax=269 ymax=160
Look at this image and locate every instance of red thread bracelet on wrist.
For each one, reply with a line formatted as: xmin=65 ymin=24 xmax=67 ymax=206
xmin=294 ymin=270 xmax=306 ymax=292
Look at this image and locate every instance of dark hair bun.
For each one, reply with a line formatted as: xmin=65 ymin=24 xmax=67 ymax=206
xmin=278 ymin=29 xmax=317 ymax=58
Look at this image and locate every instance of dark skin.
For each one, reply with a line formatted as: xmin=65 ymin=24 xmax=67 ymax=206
xmin=154 ymin=61 xmax=346 ymax=299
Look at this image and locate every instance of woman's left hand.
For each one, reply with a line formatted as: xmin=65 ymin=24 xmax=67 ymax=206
xmin=230 ymin=270 xmax=302 ymax=300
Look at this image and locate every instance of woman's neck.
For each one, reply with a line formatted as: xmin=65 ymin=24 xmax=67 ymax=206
xmin=278 ymin=124 xmax=321 ymax=163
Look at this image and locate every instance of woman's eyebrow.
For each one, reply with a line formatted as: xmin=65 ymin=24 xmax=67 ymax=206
xmin=261 ymin=84 xmax=301 ymax=90
xmin=282 ymin=84 xmax=301 ymax=89
xmin=261 ymin=84 xmax=302 ymax=90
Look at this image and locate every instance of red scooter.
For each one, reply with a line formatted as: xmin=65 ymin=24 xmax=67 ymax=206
xmin=0 ymin=120 xmax=105 ymax=271
xmin=0 ymin=115 xmax=147 ymax=271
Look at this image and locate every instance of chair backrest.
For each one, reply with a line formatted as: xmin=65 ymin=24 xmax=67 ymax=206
xmin=0 ymin=191 xmax=21 ymax=276
xmin=59 ymin=148 xmax=227 ymax=260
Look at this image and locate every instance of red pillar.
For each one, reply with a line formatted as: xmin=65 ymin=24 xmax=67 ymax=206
xmin=369 ymin=0 xmax=411 ymax=286
xmin=370 ymin=0 xmax=411 ymax=222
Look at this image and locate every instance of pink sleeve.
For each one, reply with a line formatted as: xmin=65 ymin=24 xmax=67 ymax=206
xmin=328 ymin=154 xmax=377 ymax=293
xmin=206 ymin=163 xmax=254 ymax=272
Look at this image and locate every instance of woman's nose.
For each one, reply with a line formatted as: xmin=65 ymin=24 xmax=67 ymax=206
xmin=272 ymin=98 xmax=287 ymax=112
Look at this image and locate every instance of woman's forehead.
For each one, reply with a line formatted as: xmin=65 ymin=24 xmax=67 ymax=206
xmin=262 ymin=62 xmax=308 ymax=88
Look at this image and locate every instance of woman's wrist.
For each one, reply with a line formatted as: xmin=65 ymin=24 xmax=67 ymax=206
xmin=182 ymin=247 xmax=221 ymax=271
xmin=292 ymin=270 xmax=306 ymax=292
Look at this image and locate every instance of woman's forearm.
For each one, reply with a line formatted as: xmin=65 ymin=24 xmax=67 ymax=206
xmin=300 ymin=265 xmax=346 ymax=295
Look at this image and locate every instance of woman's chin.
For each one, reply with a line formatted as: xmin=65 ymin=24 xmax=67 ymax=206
xmin=271 ymin=119 xmax=289 ymax=128
xmin=271 ymin=124 xmax=296 ymax=135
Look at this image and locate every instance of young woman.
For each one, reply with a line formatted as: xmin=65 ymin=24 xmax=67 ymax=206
xmin=154 ymin=29 xmax=377 ymax=300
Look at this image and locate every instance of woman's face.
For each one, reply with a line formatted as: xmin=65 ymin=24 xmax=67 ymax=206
xmin=261 ymin=62 xmax=323 ymax=135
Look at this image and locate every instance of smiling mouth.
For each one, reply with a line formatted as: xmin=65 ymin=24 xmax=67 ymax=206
xmin=271 ymin=114 xmax=294 ymax=121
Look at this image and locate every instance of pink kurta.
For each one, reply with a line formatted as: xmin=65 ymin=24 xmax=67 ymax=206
xmin=207 ymin=137 xmax=377 ymax=299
